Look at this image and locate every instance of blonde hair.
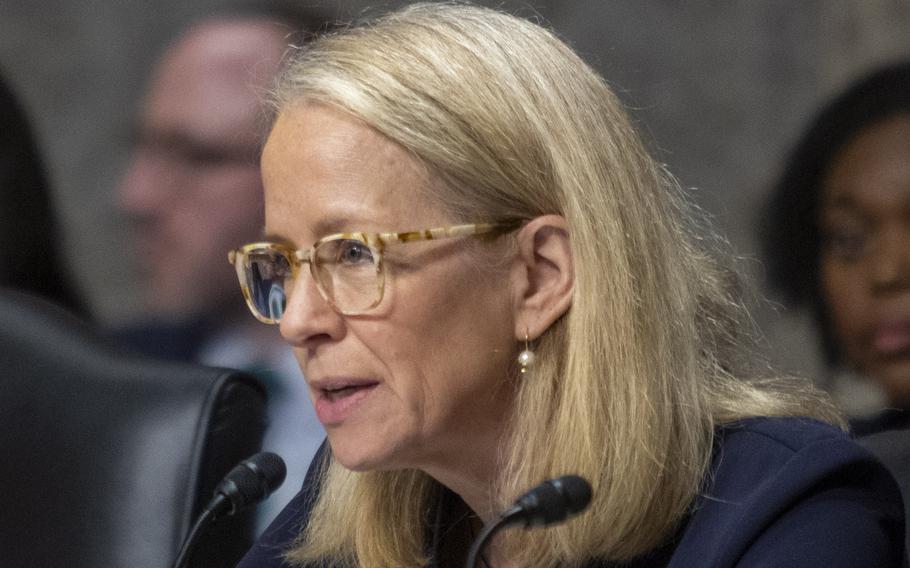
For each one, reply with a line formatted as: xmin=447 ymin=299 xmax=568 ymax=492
xmin=271 ymin=3 xmax=843 ymax=565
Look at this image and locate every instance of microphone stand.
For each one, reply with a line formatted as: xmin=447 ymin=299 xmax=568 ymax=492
xmin=171 ymin=452 xmax=286 ymax=568
xmin=465 ymin=507 xmax=522 ymax=568
xmin=463 ymin=475 xmax=592 ymax=568
xmin=172 ymin=505 xmax=218 ymax=568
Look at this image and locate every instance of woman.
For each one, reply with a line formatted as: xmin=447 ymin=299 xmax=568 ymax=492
xmin=762 ymin=63 xmax=910 ymax=435
xmin=235 ymin=4 xmax=904 ymax=566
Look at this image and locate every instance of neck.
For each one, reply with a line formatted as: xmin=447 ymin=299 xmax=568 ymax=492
xmin=424 ymin=452 xmax=500 ymax=524
xmin=418 ymin=379 xmax=517 ymax=524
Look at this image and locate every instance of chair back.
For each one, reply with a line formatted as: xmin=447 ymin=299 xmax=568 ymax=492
xmin=0 ymin=289 xmax=267 ymax=567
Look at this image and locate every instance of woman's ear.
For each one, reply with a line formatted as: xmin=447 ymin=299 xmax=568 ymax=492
xmin=510 ymin=215 xmax=574 ymax=340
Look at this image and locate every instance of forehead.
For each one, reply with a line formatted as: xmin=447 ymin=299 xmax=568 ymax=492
xmin=261 ymin=103 xmax=447 ymax=242
xmin=822 ymin=114 xmax=910 ymax=210
xmin=142 ymin=21 xmax=288 ymax=144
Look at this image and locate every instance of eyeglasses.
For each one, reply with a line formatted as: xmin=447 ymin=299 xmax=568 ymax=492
xmin=228 ymin=221 xmax=521 ymax=324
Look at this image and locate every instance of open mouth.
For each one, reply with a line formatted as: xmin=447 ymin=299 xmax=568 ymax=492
xmin=313 ymin=380 xmax=380 ymax=425
xmin=323 ymin=384 xmax=376 ymax=401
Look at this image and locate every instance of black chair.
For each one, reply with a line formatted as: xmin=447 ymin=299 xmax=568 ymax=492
xmin=0 ymin=289 xmax=267 ymax=568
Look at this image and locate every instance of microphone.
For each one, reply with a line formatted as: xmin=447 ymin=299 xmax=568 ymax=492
xmin=172 ymin=452 xmax=287 ymax=568
xmin=207 ymin=451 xmax=287 ymax=517
xmin=465 ymin=475 xmax=592 ymax=568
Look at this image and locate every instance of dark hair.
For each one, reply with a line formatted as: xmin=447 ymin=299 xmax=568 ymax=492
xmin=0 ymin=69 xmax=86 ymax=315
xmin=761 ymin=61 xmax=910 ymax=363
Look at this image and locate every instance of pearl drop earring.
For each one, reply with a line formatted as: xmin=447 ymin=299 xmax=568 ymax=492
xmin=518 ymin=330 xmax=535 ymax=375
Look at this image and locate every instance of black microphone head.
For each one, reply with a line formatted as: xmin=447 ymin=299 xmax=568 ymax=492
xmin=513 ymin=475 xmax=592 ymax=528
xmin=550 ymin=475 xmax=592 ymax=515
xmin=214 ymin=452 xmax=287 ymax=516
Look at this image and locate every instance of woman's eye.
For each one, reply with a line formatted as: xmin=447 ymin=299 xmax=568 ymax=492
xmin=255 ymin=254 xmax=292 ymax=279
xmin=822 ymin=226 xmax=868 ymax=262
xmin=273 ymin=257 xmax=294 ymax=279
xmin=337 ymin=240 xmax=375 ymax=265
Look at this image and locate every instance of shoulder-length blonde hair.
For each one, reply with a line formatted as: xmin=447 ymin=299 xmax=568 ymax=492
xmin=271 ymin=3 xmax=842 ymax=566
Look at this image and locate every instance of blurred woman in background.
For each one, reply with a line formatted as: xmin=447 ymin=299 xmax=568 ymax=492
xmin=763 ymin=62 xmax=910 ymax=435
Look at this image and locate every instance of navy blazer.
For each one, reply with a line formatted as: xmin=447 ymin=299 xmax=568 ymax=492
xmin=238 ymin=417 xmax=906 ymax=567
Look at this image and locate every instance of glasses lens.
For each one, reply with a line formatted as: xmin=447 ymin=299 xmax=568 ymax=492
xmin=242 ymin=248 xmax=293 ymax=322
xmin=314 ymin=238 xmax=381 ymax=314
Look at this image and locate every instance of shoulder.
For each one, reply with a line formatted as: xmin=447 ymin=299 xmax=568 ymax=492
xmin=852 ymin=408 xmax=910 ymax=437
xmin=720 ymin=414 xmax=848 ymax=447
xmin=670 ymin=417 xmax=906 ymax=567
xmin=712 ymin=416 xmax=863 ymax=481
xmin=704 ymin=416 xmax=875 ymax=502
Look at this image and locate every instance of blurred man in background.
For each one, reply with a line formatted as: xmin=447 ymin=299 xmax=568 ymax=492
xmin=115 ymin=7 xmax=329 ymax=531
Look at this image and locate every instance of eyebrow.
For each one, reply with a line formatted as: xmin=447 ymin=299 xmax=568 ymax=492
xmin=261 ymin=214 xmax=378 ymax=247
xmin=260 ymin=231 xmax=294 ymax=245
xmin=134 ymin=126 xmax=262 ymax=163
xmin=311 ymin=215 xmax=365 ymax=238
xmin=820 ymin=193 xmax=860 ymax=211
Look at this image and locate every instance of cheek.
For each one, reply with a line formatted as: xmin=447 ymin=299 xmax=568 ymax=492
xmin=370 ymin=265 xmax=514 ymax=384
xmin=180 ymin=176 xmax=261 ymax=236
xmin=216 ymin=173 xmax=262 ymax=215
xmin=821 ymin=259 xmax=868 ymax=346
xmin=373 ymin=265 xmax=514 ymax=411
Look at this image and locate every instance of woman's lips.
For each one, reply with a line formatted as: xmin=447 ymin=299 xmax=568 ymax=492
xmin=871 ymin=320 xmax=910 ymax=356
xmin=311 ymin=379 xmax=379 ymax=425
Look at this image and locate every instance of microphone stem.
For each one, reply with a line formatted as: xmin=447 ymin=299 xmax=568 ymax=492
xmin=172 ymin=505 xmax=215 ymax=568
xmin=464 ymin=508 xmax=521 ymax=568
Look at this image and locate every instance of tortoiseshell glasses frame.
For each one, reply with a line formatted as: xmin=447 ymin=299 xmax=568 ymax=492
xmin=228 ymin=220 xmax=522 ymax=324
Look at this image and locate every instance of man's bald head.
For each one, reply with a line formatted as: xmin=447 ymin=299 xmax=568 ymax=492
xmin=118 ymin=18 xmax=294 ymax=321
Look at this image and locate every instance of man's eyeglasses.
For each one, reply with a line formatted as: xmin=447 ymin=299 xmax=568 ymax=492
xmin=228 ymin=221 xmax=521 ymax=324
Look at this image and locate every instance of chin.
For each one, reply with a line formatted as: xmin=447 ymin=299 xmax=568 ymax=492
xmin=328 ymin=436 xmax=389 ymax=472
xmin=328 ymin=431 xmax=414 ymax=473
xmin=878 ymin=366 xmax=910 ymax=407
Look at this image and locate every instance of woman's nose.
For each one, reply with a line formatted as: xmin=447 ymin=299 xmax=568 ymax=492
xmin=278 ymin=270 xmax=345 ymax=348
xmin=869 ymin=225 xmax=910 ymax=292
xmin=117 ymin=150 xmax=178 ymax=216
